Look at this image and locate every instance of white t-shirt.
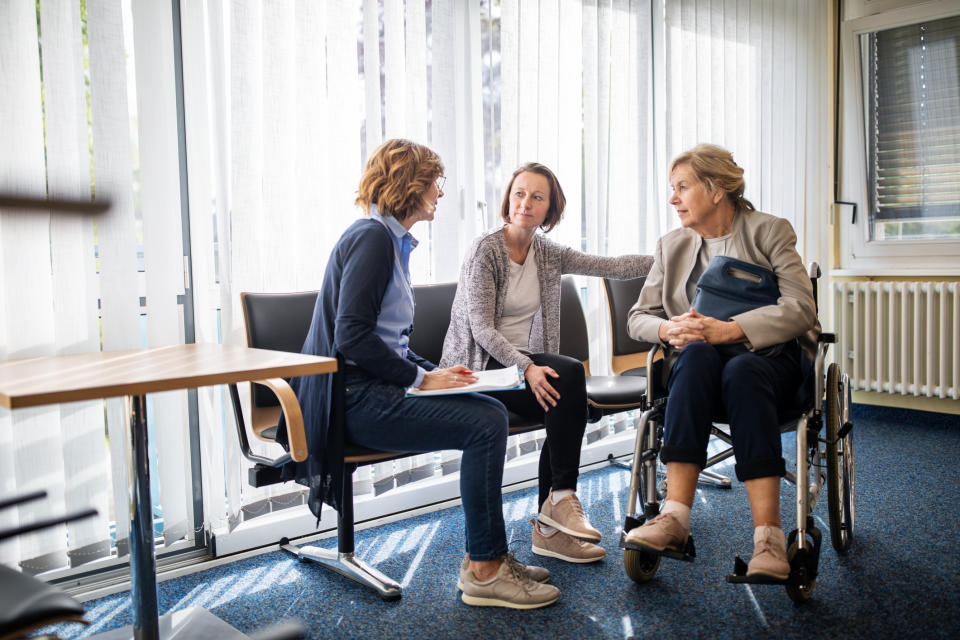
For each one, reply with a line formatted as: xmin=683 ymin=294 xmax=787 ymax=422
xmin=686 ymin=233 xmax=733 ymax=305
xmin=498 ymin=252 xmax=541 ymax=353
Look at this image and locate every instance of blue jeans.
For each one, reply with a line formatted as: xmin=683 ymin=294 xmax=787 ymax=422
xmin=342 ymin=370 xmax=510 ymax=561
xmin=662 ymin=341 xmax=803 ymax=481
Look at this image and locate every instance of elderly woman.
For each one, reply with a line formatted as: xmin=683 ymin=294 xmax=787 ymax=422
xmin=625 ymin=144 xmax=819 ymax=579
xmin=441 ymin=162 xmax=653 ymax=563
xmin=288 ymin=140 xmax=559 ymax=609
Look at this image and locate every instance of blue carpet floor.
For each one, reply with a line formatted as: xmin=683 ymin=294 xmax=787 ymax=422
xmin=42 ymin=405 xmax=960 ymax=639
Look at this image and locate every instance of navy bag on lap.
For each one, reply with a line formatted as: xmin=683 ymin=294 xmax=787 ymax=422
xmin=692 ymin=256 xmax=787 ymax=359
xmin=692 ymin=256 xmax=780 ymax=321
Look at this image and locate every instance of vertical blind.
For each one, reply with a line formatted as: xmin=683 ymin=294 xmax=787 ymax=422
xmin=660 ymin=0 xmax=830 ymax=254
xmin=181 ymin=0 xmax=493 ymax=534
xmin=867 ymin=16 xmax=960 ymax=229
xmin=1 ymin=0 xmax=195 ymax=574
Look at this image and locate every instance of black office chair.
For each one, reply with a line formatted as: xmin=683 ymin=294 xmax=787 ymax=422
xmin=230 ymin=291 xmax=409 ymax=601
xmin=601 ymin=276 xmax=655 ymax=377
xmin=0 ymin=490 xmax=96 ymax=640
xmin=559 ymin=277 xmax=648 ymax=422
xmin=232 ymin=286 xmax=545 ymax=602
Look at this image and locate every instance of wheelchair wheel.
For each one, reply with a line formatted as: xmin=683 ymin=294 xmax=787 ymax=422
xmin=784 ymin=541 xmax=816 ymax=604
xmin=825 ymin=364 xmax=855 ymax=554
xmin=624 ymin=548 xmax=661 ymax=584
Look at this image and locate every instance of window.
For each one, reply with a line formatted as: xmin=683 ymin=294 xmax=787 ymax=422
xmin=863 ymin=15 xmax=960 ymax=242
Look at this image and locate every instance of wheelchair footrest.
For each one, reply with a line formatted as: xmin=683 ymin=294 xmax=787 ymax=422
xmin=725 ymin=554 xmax=809 ymax=586
xmin=620 ymin=533 xmax=696 ymax=562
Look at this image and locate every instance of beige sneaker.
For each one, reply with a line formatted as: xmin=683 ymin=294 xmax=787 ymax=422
xmin=537 ymin=491 xmax=602 ymax=542
xmin=623 ymin=512 xmax=688 ymax=552
xmin=531 ymin=519 xmax=606 ymax=563
xmin=457 ymin=553 xmax=549 ymax=589
xmin=459 ymin=553 xmax=561 ymax=609
xmin=746 ymin=526 xmax=789 ymax=580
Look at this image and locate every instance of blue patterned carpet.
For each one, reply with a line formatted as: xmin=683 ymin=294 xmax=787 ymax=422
xmin=43 ymin=405 xmax=960 ymax=639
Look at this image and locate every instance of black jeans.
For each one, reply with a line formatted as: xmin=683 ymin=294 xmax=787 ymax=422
xmin=485 ymin=352 xmax=589 ymax=510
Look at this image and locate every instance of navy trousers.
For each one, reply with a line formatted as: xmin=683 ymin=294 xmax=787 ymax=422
xmin=661 ymin=341 xmax=803 ymax=481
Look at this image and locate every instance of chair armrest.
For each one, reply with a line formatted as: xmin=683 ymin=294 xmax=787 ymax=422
xmin=251 ymin=378 xmax=308 ymax=463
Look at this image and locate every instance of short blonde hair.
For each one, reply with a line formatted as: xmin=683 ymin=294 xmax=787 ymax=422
xmin=356 ymin=139 xmax=444 ymax=222
xmin=670 ymin=144 xmax=755 ymax=214
xmin=499 ymin=162 xmax=566 ymax=232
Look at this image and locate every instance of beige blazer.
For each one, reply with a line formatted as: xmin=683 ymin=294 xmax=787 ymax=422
xmin=627 ymin=210 xmax=819 ymax=371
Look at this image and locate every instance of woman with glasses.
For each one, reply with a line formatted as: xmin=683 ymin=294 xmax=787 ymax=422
xmin=287 ymin=140 xmax=559 ymax=609
xmin=440 ymin=162 xmax=653 ymax=564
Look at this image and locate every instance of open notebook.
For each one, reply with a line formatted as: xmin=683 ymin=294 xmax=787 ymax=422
xmin=406 ymin=366 xmax=525 ymax=397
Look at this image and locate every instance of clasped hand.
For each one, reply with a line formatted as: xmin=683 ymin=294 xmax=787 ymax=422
xmin=659 ymin=308 xmax=744 ymax=349
xmin=418 ymin=365 xmax=478 ymax=390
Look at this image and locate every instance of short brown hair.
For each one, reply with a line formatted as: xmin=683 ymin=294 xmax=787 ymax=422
xmin=499 ymin=162 xmax=566 ymax=232
xmin=670 ymin=144 xmax=756 ymax=214
xmin=356 ymin=139 xmax=444 ymax=222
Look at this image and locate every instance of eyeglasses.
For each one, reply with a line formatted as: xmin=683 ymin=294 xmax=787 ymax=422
xmin=436 ymin=175 xmax=446 ymax=191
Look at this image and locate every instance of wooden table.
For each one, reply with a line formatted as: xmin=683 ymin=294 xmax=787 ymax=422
xmin=0 ymin=343 xmax=336 ymax=640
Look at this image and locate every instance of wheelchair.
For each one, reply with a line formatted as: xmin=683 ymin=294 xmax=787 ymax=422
xmin=618 ymin=263 xmax=855 ymax=604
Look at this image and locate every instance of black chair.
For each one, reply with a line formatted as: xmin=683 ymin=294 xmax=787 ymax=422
xmin=230 ymin=291 xmax=408 ymax=601
xmin=601 ymin=276 xmax=655 ymax=377
xmin=231 ymin=286 xmax=545 ymax=602
xmin=558 ymin=277 xmax=648 ymax=422
xmin=619 ymin=263 xmax=856 ymax=604
xmin=0 ymin=490 xmax=96 ymax=640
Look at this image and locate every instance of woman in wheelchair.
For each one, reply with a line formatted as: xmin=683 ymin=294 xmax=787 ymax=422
xmin=625 ymin=144 xmax=819 ymax=580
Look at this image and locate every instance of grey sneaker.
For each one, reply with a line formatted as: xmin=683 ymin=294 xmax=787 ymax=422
xmin=746 ymin=526 xmax=789 ymax=580
xmin=459 ymin=554 xmax=561 ymax=609
xmin=623 ymin=512 xmax=688 ymax=552
xmin=531 ymin=519 xmax=606 ymax=563
xmin=457 ymin=554 xmax=549 ymax=589
xmin=538 ymin=491 xmax=602 ymax=542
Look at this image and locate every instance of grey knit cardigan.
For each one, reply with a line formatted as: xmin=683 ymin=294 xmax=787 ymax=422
xmin=438 ymin=227 xmax=654 ymax=373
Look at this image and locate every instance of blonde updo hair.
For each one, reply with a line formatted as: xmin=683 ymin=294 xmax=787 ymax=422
xmin=670 ymin=143 xmax=755 ymax=214
xmin=356 ymin=139 xmax=444 ymax=222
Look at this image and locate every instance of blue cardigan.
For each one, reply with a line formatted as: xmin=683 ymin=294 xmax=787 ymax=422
xmin=278 ymin=217 xmax=435 ymax=516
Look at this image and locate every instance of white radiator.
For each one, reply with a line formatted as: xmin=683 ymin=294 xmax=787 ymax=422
xmin=831 ymin=281 xmax=960 ymax=399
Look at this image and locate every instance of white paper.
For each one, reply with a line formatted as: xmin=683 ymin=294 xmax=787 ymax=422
xmin=406 ymin=366 xmax=525 ymax=397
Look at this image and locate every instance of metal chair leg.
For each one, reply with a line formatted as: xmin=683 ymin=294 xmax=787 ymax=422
xmin=697 ymin=468 xmax=732 ymax=488
xmin=282 ymin=542 xmax=401 ymax=600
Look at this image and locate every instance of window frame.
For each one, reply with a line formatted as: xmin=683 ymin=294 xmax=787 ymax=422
xmin=838 ymin=0 xmax=960 ymax=273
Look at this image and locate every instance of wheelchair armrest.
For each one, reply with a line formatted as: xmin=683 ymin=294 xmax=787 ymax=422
xmin=646 ymin=344 xmax=669 ymax=403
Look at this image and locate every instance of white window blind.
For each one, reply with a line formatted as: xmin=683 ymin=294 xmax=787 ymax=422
xmin=866 ymin=15 xmax=960 ymax=241
xmin=660 ymin=0 xmax=830 ymax=258
xmin=1 ymin=0 xmax=196 ymax=575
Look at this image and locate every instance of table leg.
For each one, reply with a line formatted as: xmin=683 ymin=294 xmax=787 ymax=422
xmin=127 ymin=394 xmax=159 ymax=640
